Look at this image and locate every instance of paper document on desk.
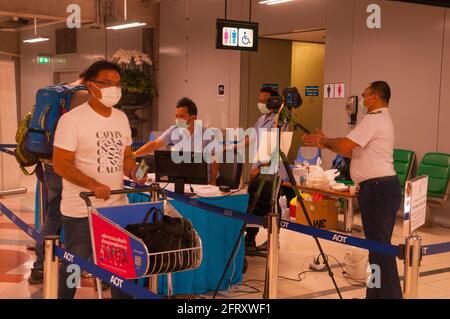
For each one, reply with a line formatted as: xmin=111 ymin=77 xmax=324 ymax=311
xmin=193 ymin=185 xmax=221 ymax=196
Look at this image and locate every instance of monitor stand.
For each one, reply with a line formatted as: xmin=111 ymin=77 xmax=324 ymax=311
xmin=174 ymin=177 xmax=185 ymax=195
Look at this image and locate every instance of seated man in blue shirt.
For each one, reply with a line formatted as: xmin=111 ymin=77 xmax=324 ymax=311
xmin=133 ymin=97 xmax=219 ymax=185
xmin=245 ymin=88 xmax=295 ymax=252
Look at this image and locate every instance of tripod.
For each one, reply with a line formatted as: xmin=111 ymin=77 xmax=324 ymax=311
xmin=213 ymin=105 xmax=342 ymax=299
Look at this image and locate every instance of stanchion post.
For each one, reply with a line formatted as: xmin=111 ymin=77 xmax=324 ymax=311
xmin=43 ymin=235 xmax=60 ymax=299
xmin=0 ymin=187 xmax=27 ymax=197
xmin=149 ymin=275 xmax=158 ymax=294
xmin=167 ymin=273 xmax=173 ymax=297
xmin=38 ymin=181 xmax=45 ymax=231
xmin=403 ymin=233 xmax=422 ymax=299
xmin=266 ymin=212 xmax=279 ymax=299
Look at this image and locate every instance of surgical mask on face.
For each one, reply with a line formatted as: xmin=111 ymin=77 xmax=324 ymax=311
xmin=175 ymin=119 xmax=189 ymax=128
xmin=258 ymin=102 xmax=271 ymax=115
xmin=359 ymin=98 xmax=368 ymax=115
xmin=94 ymin=85 xmax=122 ymax=108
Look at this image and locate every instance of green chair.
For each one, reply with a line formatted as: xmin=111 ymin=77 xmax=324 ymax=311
xmin=416 ymin=152 xmax=450 ymax=225
xmin=393 ymin=149 xmax=416 ymax=193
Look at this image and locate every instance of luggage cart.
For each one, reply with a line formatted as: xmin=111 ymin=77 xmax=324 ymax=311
xmin=79 ymin=185 xmax=203 ymax=299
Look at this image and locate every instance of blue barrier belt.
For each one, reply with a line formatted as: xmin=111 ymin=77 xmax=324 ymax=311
xmin=0 ymin=146 xmax=15 ymax=156
xmin=54 ymin=246 xmax=161 ymax=299
xmin=422 ymin=242 xmax=450 ymax=256
xmin=0 ymin=202 xmax=43 ymax=244
xmin=0 ymin=202 xmax=161 ymax=300
xmin=123 ymin=180 xmax=399 ymax=256
xmin=124 ymin=179 xmax=264 ymax=226
xmin=279 ymin=219 xmax=402 ymax=257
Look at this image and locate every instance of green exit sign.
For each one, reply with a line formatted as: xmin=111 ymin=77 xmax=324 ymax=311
xmin=37 ymin=56 xmax=51 ymax=64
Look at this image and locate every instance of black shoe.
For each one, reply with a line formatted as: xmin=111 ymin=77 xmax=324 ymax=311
xmin=256 ymin=241 xmax=280 ymax=251
xmin=94 ymin=281 xmax=110 ymax=291
xmin=28 ymin=269 xmax=43 ymax=285
xmin=81 ymin=271 xmax=93 ymax=278
xmin=245 ymin=240 xmax=257 ymax=252
xmin=256 ymin=241 xmax=267 ymax=251
xmin=243 ymin=258 xmax=248 ymax=274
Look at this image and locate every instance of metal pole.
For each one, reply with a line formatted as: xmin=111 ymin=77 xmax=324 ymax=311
xmin=403 ymin=234 xmax=422 ymax=299
xmin=95 ymin=278 xmax=103 ymax=299
xmin=0 ymin=187 xmax=27 ymax=197
xmin=344 ymin=198 xmax=354 ymax=233
xmin=39 ymin=181 xmax=45 ymax=231
xmin=167 ymin=273 xmax=173 ymax=297
xmin=266 ymin=212 xmax=279 ymax=299
xmin=43 ymin=235 xmax=60 ymax=299
xmin=148 ymin=275 xmax=158 ymax=294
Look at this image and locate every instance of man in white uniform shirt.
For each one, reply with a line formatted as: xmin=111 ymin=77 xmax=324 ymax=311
xmin=53 ymin=60 xmax=145 ymax=299
xmin=303 ymin=81 xmax=402 ymax=299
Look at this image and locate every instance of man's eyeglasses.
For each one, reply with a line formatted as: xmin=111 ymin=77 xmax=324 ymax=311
xmin=91 ymin=80 xmax=122 ymax=87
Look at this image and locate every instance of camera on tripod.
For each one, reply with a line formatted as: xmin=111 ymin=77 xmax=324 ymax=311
xmin=266 ymin=87 xmax=303 ymax=111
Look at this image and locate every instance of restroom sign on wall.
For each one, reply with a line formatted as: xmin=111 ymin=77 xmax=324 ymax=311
xmin=324 ymin=83 xmax=345 ymax=99
xmin=335 ymin=83 xmax=345 ymax=99
xmin=216 ymin=19 xmax=258 ymax=52
xmin=324 ymin=84 xmax=334 ymax=99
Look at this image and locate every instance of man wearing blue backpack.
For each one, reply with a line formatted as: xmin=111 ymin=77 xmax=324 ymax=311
xmin=52 ymin=60 xmax=146 ymax=299
xmin=28 ymin=72 xmax=90 ymax=285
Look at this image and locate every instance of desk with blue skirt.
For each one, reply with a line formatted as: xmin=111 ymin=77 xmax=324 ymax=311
xmin=126 ymin=192 xmax=249 ymax=295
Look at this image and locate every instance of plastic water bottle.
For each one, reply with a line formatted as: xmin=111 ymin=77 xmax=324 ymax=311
xmin=279 ymin=196 xmax=290 ymax=221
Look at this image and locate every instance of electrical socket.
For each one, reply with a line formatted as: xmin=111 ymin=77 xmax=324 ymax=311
xmin=309 ymin=261 xmax=326 ymax=272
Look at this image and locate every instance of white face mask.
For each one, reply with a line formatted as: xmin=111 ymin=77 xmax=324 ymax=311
xmin=258 ymin=102 xmax=271 ymax=115
xmin=175 ymin=119 xmax=189 ymax=128
xmin=94 ymin=85 xmax=122 ymax=108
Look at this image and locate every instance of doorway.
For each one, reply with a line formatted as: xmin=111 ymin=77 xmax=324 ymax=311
xmin=240 ymin=29 xmax=326 ymax=180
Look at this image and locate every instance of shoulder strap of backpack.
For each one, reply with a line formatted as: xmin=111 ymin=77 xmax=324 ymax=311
xmin=20 ymin=165 xmax=37 ymax=176
xmin=60 ymin=84 xmax=87 ymax=111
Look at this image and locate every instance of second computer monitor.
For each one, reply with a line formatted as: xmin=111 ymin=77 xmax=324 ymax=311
xmin=154 ymin=150 xmax=208 ymax=194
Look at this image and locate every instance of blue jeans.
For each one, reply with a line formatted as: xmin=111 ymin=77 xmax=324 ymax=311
xmin=358 ymin=176 xmax=403 ymax=299
xmin=58 ymin=215 xmax=132 ymax=299
xmin=33 ymin=164 xmax=62 ymax=271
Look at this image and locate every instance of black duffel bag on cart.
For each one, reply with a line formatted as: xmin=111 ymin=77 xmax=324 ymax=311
xmin=125 ymin=207 xmax=200 ymax=275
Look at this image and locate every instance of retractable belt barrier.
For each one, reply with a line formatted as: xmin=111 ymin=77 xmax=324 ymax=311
xmin=422 ymin=242 xmax=450 ymax=256
xmin=0 ymin=202 xmax=161 ymax=300
xmin=0 ymin=144 xmax=15 ymax=156
xmin=124 ymin=180 xmax=265 ymax=225
xmin=125 ymin=180 xmax=402 ymax=257
xmin=53 ymin=246 xmax=161 ymax=299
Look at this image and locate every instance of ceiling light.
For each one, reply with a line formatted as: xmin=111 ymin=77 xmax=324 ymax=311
xmin=259 ymin=0 xmax=293 ymax=5
xmin=23 ymin=18 xmax=49 ymax=44
xmin=107 ymin=0 xmax=147 ymax=30
xmin=23 ymin=37 xmax=49 ymax=43
xmin=106 ymin=22 xmax=147 ymax=30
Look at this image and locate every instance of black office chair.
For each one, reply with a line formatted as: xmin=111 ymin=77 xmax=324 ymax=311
xmin=216 ymin=150 xmax=243 ymax=189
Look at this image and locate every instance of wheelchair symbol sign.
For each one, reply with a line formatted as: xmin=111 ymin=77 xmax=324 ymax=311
xmin=239 ymin=29 xmax=253 ymax=48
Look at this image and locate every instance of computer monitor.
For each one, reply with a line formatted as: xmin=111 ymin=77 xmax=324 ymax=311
xmin=154 ymin=150 xmax=208 ymax=195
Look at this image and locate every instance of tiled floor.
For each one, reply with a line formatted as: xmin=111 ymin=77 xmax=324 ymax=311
xmin=1 ymin=174 xmax=450 ymax=299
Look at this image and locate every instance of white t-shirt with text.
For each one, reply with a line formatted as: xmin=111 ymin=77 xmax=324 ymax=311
xmin=54 ymin=103 xmax=132 ymax=218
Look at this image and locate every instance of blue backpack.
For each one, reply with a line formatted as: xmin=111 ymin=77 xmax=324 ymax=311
xmin=26 ymin=84 xmax=86 ymax=159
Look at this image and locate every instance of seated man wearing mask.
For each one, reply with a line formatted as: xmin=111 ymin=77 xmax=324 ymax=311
xmin=245 ymin=87 xmax=295 ymax=252
xmin=133 ymin=97 xmax=219 ymax=185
